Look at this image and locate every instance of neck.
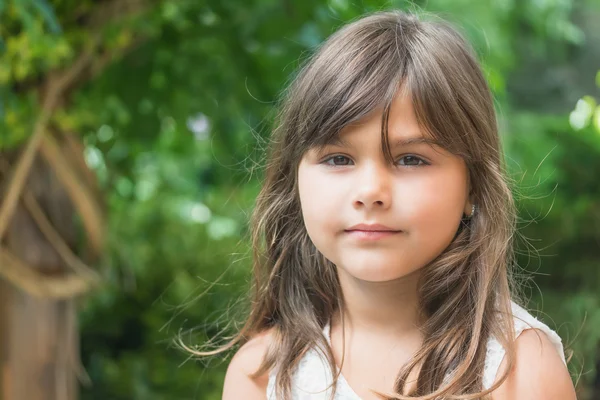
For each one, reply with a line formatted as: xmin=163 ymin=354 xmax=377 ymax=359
xmin=333 ymin=267 xmax=424 ymax=339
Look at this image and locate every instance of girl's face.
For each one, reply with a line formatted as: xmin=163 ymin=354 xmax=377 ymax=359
xmin=297 ymin=92 xmax=472 ymax=283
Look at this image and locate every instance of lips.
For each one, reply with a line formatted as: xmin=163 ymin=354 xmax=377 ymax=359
xmin=345 ymin=223 xmax=400 ymax=232
xmin=344 ymin=223 xmax=402 ymax=241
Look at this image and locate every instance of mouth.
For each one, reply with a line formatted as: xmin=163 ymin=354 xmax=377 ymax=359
xmin=346 ymin=223 xmax=400 ymax=232
xmin=344 ymin=229 xmax=402 ymax=240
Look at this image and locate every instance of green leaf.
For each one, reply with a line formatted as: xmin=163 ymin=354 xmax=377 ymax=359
xmin=12 ymin=2 xmax=35 ymax=30
xmin=593 ymin=105 xmax=600 ymax=134
xmin=31 ymin=0 xmax=62 ymax=33
xmin=569 ymin=96 xmax=596 ymax=130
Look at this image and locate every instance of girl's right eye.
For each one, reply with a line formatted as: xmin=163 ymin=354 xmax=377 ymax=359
xmin=322 ymin=155 xmax=353 ymax=166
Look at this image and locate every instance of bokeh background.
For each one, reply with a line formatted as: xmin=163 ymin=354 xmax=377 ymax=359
xmin=1 ymin=0 xmax=599 ymax=399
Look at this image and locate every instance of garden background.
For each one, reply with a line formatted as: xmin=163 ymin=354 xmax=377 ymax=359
xmin=1 ymin=0 xmax=600 ymax=399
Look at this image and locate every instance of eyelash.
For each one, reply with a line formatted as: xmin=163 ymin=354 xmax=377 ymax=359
xmin=320 ymin=154 xmax=430 ymax=168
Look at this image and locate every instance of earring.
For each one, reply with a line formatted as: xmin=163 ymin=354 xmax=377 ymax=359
xmin=466 ymin=204 xmax=476 ymax=219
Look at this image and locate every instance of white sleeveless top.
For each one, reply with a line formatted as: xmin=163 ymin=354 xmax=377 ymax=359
xmin=266 ymin=301 xmax=566 ymax=399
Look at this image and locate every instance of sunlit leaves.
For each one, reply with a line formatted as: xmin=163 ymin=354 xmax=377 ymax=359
xmin=570 ymin=72 xmax=600 ymax=135
xmin=570 ymin=95 xmax=597 ymax=130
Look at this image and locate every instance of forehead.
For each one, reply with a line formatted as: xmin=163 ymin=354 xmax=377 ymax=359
xmin=323 ymin=91 xmax=443 ymax=148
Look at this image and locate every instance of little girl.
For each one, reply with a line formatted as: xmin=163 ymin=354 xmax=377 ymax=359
xmin=210 ymin=10 xmax=576 ymax=400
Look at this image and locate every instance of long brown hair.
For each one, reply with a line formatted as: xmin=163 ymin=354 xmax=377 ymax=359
xmin=188 ymin=10 xmax=519 ymax=399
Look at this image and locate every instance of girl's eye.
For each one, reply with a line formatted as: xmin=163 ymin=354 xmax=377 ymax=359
xmin=323 ymin=155 xmax=353 ymax=166
xmin=321 ymin=154 xmax=428 ymax=167
xmin=397 ymin=155 xmax=427 ymax=166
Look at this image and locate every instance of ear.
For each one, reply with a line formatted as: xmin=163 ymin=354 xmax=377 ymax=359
xmin=464 ymin=169 xmax=473 ymax=217
xmin=463 ymin=182 xmax=473 ymax=217
xmin=463 ymin=184 xmax=475 ymax=217
xmin=463 ymin=201 xmax=473 ymax=217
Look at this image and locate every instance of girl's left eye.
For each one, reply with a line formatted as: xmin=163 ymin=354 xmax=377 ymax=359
xmin=397 ymin=155 xmax=427 ymax=166
xmin=323 ymin=155 xmax=353 ymax=166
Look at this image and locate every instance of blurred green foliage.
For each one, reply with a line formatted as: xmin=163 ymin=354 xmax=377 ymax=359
xmin=1 ymin=0 xmax=600 ymax=398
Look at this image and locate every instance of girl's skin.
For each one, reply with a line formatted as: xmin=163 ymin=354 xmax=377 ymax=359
xmin=222 ymin=91 xmax=576 ymax=400
xmin=296 ymin=90 xmax=468 ymax=398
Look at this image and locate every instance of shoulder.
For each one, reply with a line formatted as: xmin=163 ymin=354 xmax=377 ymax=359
xmin=491 ymin=328 xmax=576 ymax=400
xmin=222 ymin=328 xmax=276 ymax=400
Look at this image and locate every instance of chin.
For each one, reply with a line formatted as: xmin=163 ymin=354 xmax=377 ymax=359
xmin=339 ymin=261 xmax=420 ymax=283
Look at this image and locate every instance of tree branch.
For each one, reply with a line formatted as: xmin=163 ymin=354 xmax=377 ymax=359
xmin=0 ymin=86 xmax=56 ymax=241
xmin=39 ymin=134 xmax=105 ymax=254
xmin=0 ymin=247 xmax=95 ymax=299
xmin=0 ymin=28 xmax=102 ymax=242
xmin=22 ymin=190 xmax=101 ymax=283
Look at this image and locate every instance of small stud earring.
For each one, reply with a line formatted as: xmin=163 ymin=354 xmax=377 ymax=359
xmin=467 ymin=204 xmax=476 ymax=219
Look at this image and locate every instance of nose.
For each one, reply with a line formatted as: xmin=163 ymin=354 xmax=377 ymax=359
xmin=352 ymin=162 xmax=392 ymax=210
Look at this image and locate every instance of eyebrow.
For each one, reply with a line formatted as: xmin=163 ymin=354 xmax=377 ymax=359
xmin=394 ymin=137 xmax=443 ymax=147
xmin=324 ymin=136 xmax=443 ymax=148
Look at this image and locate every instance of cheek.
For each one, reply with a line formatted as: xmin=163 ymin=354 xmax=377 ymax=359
xmin=298 ymin=165 xmax=322 ymax=230
xmin=298 ymin=164 xmax=341 ymax=250
xmin=404 ymin=168 xmax=467 ymax=236
xmin=298 ymin=164 xmax=338 ymax=215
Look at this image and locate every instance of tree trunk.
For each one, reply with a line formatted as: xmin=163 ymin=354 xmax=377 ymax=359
xmin=0 ymin=279 xmax=79 ymax=400
xmin=0 ymin=135 xmax=102 ymax=400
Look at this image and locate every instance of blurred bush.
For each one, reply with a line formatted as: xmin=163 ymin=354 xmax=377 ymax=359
xmin=1 ymin=0 xmax=599 ymax=398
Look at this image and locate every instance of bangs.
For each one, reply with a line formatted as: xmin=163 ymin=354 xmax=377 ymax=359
xmin=288 ymin=14 xmax=490 ymax=166
xmin=290 ymin=17 xmax=411 ymax=157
